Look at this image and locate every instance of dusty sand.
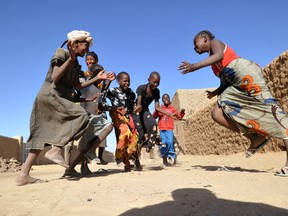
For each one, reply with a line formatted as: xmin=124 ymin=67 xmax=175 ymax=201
xmin=1 ymin=152 xmax=288 ymax=216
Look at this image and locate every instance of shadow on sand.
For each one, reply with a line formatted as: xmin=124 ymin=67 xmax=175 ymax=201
xmin=119 ymin=188 xmax=288 ymax=216
xmin=191 ymin=165 xmax=268 ymax=173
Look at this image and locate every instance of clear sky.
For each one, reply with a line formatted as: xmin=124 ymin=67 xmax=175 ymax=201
xmin=1 ymin=0 xmax=287 ymax=152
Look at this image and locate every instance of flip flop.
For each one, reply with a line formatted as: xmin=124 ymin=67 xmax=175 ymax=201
xmin=97 ymin=159 xmax=108 ymax=165
xmin=80 ymin=168 xmax=92 ymax=176
xmin=96 ymin=168 xmax=108 ymax=173
xmin=246 ymin=138 xmax=270 ymax=158
xmin=275 ymin=167 xmax=288 ymax=177
xmin=62 ymin=170 xmax=82 ymax=178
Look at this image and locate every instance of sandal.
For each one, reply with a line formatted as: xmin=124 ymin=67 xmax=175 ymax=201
xmin=96 ymin=168 xmax=108 ymax=173
xmin=146 ymin=144 xmax=153 ymax=153
xmin=62 ymin=169 xmax=82 ymax=178
xmin=275 ymin=167 xmax=288 ymax=177
xmin=134 ymin=159 xmax=143 ymax=171
xmin=246 ymin=138 xmax=270 ymax=158
xmin=124 ymin=165 xmax=131 ymax=172
xmin=97 ymin=159 xmax=108 ymax=165
xmin=80 ymin=167 xmax=92 ymax=176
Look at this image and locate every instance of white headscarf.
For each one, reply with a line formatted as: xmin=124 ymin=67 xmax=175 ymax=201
xmin=67 ymin=30 xmax=93 ymax=47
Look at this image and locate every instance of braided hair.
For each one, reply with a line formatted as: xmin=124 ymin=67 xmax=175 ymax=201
xmin=60 ymin=40 xmax=68 ymax=48
xmin=196 ymin=30 xmax=215 ymax=40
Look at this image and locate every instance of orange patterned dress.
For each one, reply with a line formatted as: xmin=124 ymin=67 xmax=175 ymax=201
xmin=214 ymin=45 xmax=288 ymax=138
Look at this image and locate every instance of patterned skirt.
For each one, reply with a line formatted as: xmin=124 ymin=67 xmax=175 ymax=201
xmin=218 ymin=58 xmax=288 ymax=139
xmin=78 ymin=113 xmax=112 ymax=151
xmin=110 ymin=111 xmax=138 ymax=160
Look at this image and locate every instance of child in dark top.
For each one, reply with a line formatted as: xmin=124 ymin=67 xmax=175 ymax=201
xmin=133 ymin=71 xmax=178 ymax=153
xmin=99 ymin=72 xmax=142 ymax=171
xmin=153 ymin=93 xmax=185 ymax=166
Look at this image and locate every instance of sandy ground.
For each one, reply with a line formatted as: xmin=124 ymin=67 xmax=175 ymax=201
xmin=1 ymin=152 xmax=288 ymax=216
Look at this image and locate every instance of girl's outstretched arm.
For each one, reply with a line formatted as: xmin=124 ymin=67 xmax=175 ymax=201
xmin=75 ymin=70 xmax=116 ymax=90
xmin=178 ymin=40 xmax=224 ymax=74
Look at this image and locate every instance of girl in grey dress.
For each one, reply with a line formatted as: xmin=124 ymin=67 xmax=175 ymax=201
xmin=16 ymin=30 xmax=115 ymax=185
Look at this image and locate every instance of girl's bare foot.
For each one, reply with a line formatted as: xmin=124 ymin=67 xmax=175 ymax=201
xmin=15 ymin=174 xmax=47 ymax=186
xmin=244 ymin=133 xmax=270 ymax=157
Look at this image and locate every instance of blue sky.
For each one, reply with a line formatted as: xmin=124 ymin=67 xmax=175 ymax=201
xmin=1 ymin=0 xmax=287 ymax=152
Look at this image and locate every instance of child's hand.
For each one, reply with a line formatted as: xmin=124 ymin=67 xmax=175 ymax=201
xmin=178 ymin=61 xmax=198 ymax=74
xmin=206 ymin=90 xmax=217 ymax=99
xmin=106 ymin=71 xmax=116 ymax=81
xmin=92 ymin=92 xmax=101 ymax=101
xmin=67 ymin=41 xmax=77 ymax=61
xmin=134 ymin=105 xmax=142 ymax=113
xmin=94 ymin=70 xmax=115 ymax=81
xmin=170 ymin=113 xmax=179 ymax=120
xmin=117 ymin=107 xmax=127 ymax=115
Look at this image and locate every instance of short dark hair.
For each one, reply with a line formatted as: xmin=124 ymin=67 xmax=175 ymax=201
xmin=86 ymin=51 xmax=98 ymax=61
xmin=149 ymin=71 xmax=160 ymax=79
xmin=162 ymin=93 xmax=170 ymax=99
xmin=117 ymin=71 xmax=130 ymax=81
xmin=196 ymin=30 xmax=215 ymax=40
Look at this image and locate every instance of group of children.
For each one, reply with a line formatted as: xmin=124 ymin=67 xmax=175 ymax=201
xmin=91 ymin=66 xmax=185 ymax=171
xmin=17 ymin=28 xmax=288 ymax=186
xmin=15 ymin=30 xmax=185 ymax=185
xmin=76 ymin=46 xmax=186 ymax=172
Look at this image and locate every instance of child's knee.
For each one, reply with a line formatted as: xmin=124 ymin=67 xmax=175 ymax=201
xmin=107 ymin=123 xmax=113 ymax=132
xmin=211 ymin=106 xmax=222 ymax=123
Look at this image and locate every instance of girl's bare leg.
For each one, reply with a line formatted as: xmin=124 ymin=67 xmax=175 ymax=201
xmin=15 ymin=149 xmax=45 ymax=186
xmin=65 ymin=124 xmax=113 ymax=174
xmin=283 ymin=139 xmax=288 ymax=167
xmin=211 ymin=103 xmax=267 ymax=148
xmin=211 ymin=103 xmax=240 ymax=133
xmin=274 ymin=139 xmax=288 ymax=176
xmin=80 ymin=158 xmax=92 ymax=175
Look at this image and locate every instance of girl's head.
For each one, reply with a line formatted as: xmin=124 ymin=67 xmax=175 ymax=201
xmin=148 ymin=71 xmax=160 ymax=90
xmin=61 ymin=30 xmax=93 ymax=57
xmin=117 ymin=72 xmax=130 ymax=91
xmin=193 ymin=30 xmax=215 ymax=54
xmin=85 ymin=51 xmax=99 ymax=70
xmin=162 ymin=94 xmax=171 ymax=106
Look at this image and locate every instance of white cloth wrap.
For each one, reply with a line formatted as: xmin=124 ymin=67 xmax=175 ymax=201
xmin=67 ymin=30 xmax=93 ymax=47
